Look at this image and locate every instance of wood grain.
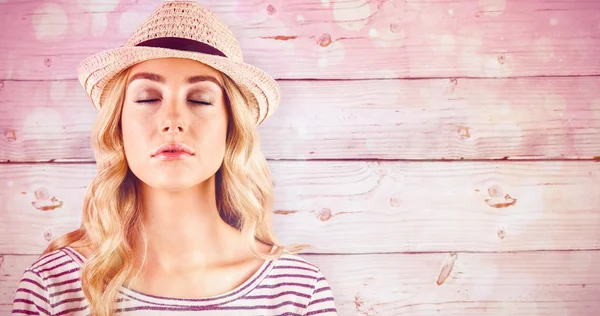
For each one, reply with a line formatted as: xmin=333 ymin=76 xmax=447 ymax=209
xmin=1 ymin=251 xmax=599 ymax=315
xmin=1 ymin=161 xmax=598 ymax=254
xmin=0 ymin=0 xmax=599 ymax=80
xmin=1 ymin=77 xmax=599 ymax=162
xmin=1 ymin=0 xmax=599 ymax=314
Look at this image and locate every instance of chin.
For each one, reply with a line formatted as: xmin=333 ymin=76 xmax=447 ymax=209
xmin=130 ymin=163 xmax=218 ymax=190
xmin=144 ymin=179 xmax=202 ymax=192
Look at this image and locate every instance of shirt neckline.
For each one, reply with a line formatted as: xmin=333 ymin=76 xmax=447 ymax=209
xmin=63 ymin=245 xmax=279 ymax=307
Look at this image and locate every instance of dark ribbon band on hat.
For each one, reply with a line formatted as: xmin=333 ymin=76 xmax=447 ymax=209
xmin=135 ymin=37 xmax=227 ymax=58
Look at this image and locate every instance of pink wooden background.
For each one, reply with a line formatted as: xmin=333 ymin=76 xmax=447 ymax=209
xmin=1 ymin=0 xmax=600 ymax=314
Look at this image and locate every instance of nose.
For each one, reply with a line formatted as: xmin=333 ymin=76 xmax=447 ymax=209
xmin=160 ymin=107 xmax=186 ymax=135
xmin=161 ymin=120 xmax=185 ymax=135
xmin=160 ymin=96 xmax=188 ymax=134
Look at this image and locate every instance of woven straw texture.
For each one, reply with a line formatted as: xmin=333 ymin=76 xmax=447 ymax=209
xmin=77 ymin=0 xmax=280 ymax=126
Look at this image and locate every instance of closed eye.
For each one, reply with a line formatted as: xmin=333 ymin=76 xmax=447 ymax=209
xmin=134 ymin=99 xmax=212 ymax=106
xmin=135 ymin=99 xmax=160 ymax=103
xmin=189 ymin=100 xmax=213 ymax=106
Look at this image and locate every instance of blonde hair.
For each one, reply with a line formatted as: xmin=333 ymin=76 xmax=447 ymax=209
xmin=40 ymin=63 xmax=310 ymax=316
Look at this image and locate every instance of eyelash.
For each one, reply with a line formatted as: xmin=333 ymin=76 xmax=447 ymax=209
xmin=135 ymin=99 xmax=212 ymax=106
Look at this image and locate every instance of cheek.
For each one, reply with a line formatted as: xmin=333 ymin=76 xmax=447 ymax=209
xmin=121 ymin=116 xmax=150 ymax=160
xmin=197 ymin=117 xmax=228 ymax=156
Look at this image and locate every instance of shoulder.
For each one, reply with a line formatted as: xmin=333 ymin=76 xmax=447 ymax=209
xmin=12 ymin=247 xmax=83 ymax=314
xmin=27 ymin=247 xmax=82 ymax=274
xmin=21 ymin=247 xmax=83 ymax=288
xmin=21 ymin=246 xmax=84 ymax=293
xmin=274 ymin=251 xmax=328 ymax=285
xmin=275 ymin=253 xmax=338 ymax=315
xmin=277 ymin=251 xmax=320 ymax=272
xmin=263 ymin=252 xmax=328 ymax=297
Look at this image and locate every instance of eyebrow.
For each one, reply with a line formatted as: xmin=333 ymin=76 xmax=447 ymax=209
xmin=127 ymin=72 xmax=223 ymax=90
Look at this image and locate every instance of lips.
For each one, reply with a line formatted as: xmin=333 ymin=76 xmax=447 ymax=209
xmin=152 ymin=143 xmax=194 ymax=157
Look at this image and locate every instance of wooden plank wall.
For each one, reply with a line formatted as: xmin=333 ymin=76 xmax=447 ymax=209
xmin=1 ymin=0 xmax=600 ymax=314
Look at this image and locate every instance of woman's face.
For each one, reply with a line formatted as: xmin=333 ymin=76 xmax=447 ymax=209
xmin=121 ymin=58 xmax=228 ymax=191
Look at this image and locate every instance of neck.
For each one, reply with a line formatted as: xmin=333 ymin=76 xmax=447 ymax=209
xmin=133 ymin=173 xmax=242 ymax=273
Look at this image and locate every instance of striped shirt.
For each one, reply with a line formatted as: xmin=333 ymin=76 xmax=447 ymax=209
xmin=12 ymin=247 xmax=337 ymax=315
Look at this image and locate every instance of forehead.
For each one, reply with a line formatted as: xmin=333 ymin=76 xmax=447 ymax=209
xmin=127 ymin=58 xmax=223 ymax=85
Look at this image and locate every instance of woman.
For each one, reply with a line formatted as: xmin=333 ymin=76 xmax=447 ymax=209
xmin=12 ymin=1 xmax=337 ymax=315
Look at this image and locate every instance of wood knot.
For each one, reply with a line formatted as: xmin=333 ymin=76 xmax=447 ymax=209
xmin=271 ymin=35 xmax=297 ymax=41
xmin=486 ymin=194 xmax=517 ymax=208
xmin=488 ymin=184 xmax=503 ymax=197
xmin=457 ymin=126 xmax=470 ymax=139
xmin=317 ymin=33 xmax=332 ymax=47
xmin=44 ymin=230 xmax=53 ymax=241
xmin=44 ymin=57 xmax=52 ymax=67
xmin=354 ymin=293 xmax=364 ymax=310
xmin=389 ymin=193 xmax=402 ymax=207
xmin=32 ymin=188 xmax=64 ymax=211
xmin=266 ymin=4 xmax=276 ymax=15
xmin=485 ymin=185 xmax=517 ymax=208
xmin=497 ymin=54 xmax=506 ymax=65
xmin=389 ymin=18 xmax=401 ymax=33
xmin=35 ymin=187 xmax=50 ymax=200
xmin=437 ymin=253 xmax=457 ymax=285
xmin=274 ymin=210 xmax=297 ymax=215
xmin=318 ymin=208 xmax=332 ymax=221
xmin=497 ymin=228 xmax=506 ymax=239
xmin=3 ymin=128 xmax=17 ymax=142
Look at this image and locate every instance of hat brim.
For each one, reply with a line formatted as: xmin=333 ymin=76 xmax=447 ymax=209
xmin=77 ymin=46 xmax=280 ymax=126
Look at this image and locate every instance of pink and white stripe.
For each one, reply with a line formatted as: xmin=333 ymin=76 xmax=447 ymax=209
xmin=12 ymin=247 xmax=337 ymax=315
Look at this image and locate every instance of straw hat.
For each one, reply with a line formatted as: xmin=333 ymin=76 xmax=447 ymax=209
xmin=77 ymin=0 xmax=280 ymax=126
